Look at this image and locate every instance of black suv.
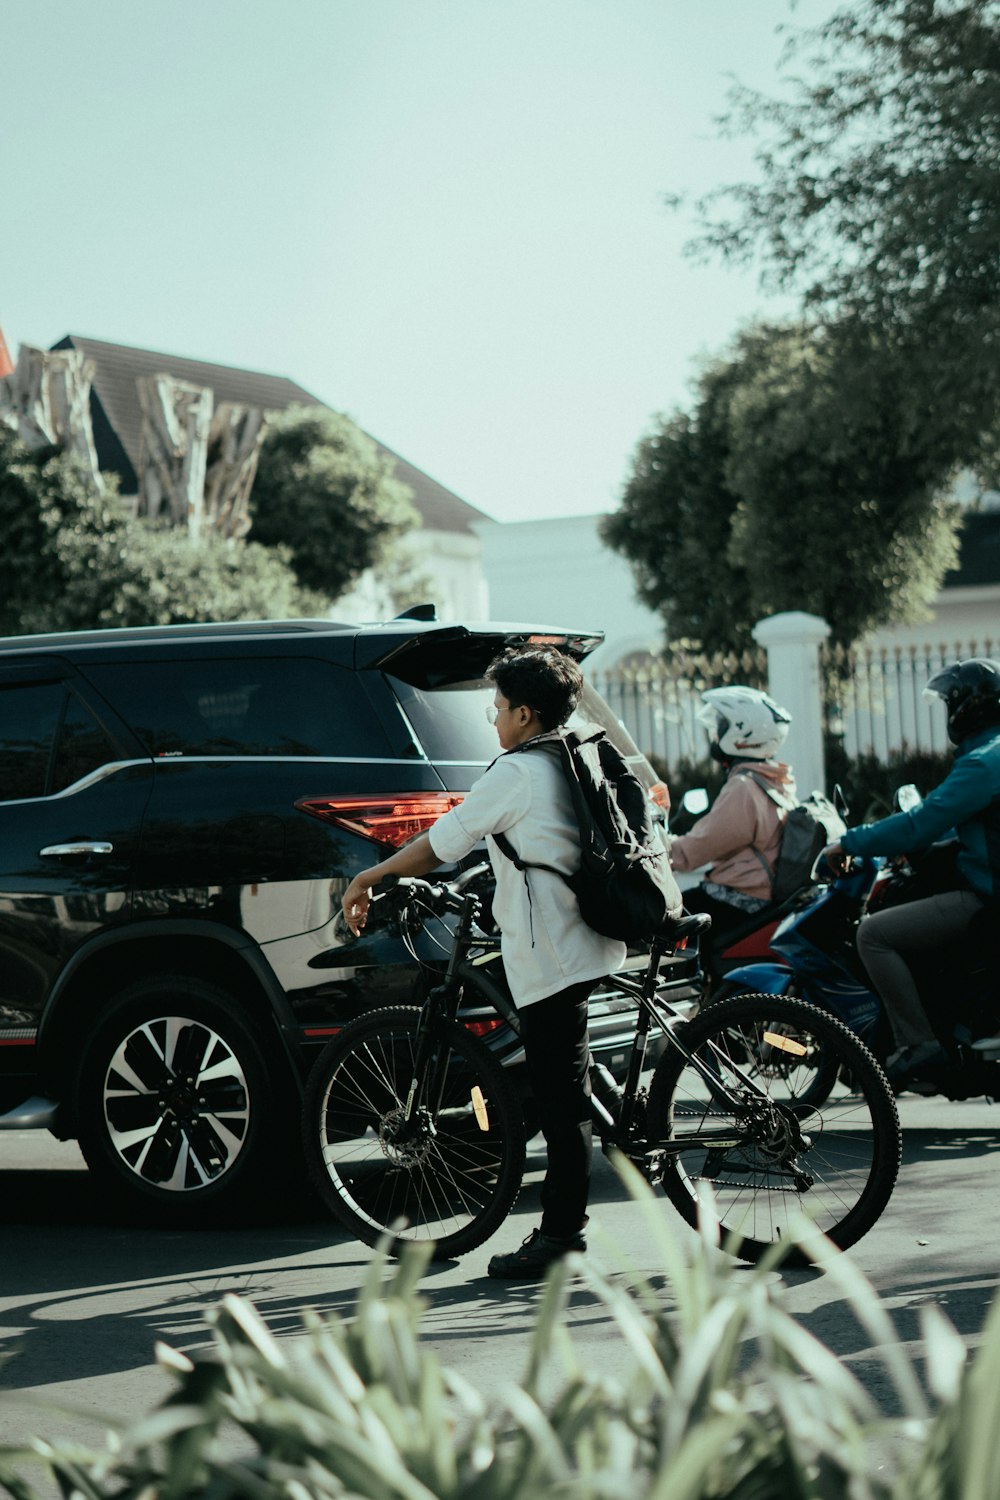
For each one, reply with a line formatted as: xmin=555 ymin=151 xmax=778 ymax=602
xmin=0 ymin=616 xmax=667 ymax=1219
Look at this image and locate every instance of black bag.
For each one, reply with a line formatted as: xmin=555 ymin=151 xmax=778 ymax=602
xmin=492 ymin=727 xmax=683 ymax=944
xmin=745 ymin=772 xmax=846 ymax=902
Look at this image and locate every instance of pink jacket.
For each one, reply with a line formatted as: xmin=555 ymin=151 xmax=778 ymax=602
xmin=669 ymin=760 xmax=797 ymax=900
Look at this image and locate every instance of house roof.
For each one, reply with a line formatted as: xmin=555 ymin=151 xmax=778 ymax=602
xmin=52 ymin=335 xmax=490 ymax=534
xmin=945 ymin=510 xmax=1000 ymax=589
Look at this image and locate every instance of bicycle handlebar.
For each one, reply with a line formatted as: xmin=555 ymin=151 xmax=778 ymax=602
xmin=380 ymin=862 xmax=491 ymax=917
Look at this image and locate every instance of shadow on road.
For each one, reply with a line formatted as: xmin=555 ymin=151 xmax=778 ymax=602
xmin=1 ymin=1117 xmax=999 ymax=1410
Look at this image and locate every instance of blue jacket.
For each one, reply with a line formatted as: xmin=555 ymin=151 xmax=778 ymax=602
xmin=841 ymin=727 xmax=1000 ymax=898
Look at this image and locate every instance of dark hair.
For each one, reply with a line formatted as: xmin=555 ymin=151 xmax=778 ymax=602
xmin=486 ymin=645 xmax=582 ymax=731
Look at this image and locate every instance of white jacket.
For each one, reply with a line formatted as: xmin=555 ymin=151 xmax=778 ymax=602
xmin=428 ymin=740 xmax=626 ymax=1007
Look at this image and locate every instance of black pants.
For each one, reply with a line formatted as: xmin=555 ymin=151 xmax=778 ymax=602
xmin=518 ymin=979 xmax=594 ymax=1240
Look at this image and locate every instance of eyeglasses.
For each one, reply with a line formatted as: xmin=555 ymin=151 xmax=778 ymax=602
xmin=485 ymin=702 xmax=522 ymax=725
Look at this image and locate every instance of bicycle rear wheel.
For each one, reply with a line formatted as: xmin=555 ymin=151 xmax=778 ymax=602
xmin=302 ymin=1006 xmax=526 ymax=1259
xmin=705 ymin=981 xmax=839 ymax=1110
xmin=647 ymin=992 xmax=900 ymax=1266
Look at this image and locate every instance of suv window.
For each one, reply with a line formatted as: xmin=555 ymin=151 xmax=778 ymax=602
xmin=83 ymin=658 xmax=394 ymax=759
xmin=390 ymin=675 xmax=649 ymax=767
xmin=0 ymin=683 xmax=118 ymax=801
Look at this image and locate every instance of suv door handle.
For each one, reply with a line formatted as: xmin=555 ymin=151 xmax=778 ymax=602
xmin=39 ymin=842 xmax=114 ymax=858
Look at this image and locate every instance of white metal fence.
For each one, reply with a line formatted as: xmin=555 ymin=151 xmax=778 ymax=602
xmin=826 ymin=639 xmax=997 ymax=760
xmin=593 ymin=634 xmax=997 ymax=775
xmin=590 ymin=648 xmax=767 ymax=770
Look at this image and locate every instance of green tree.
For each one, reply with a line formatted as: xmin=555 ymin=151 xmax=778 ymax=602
xmin=0 ymin=431 xmax=320 ymax=634
xmin=690 ymin=0 xmax=1000 ymax=458
xmin=248 ymin=406 xmax=420 ymax=599
xmin=56 ymin=526 xmax=326 ymax=631
xmin=724 ymin=321 xmax=962 ymax=646
xmin=603 ymin=321 xmax=962 ymax=654
xmin=601 ymin=355 xmax=755 ymax=655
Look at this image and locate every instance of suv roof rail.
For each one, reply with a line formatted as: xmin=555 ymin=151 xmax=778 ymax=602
xmin=0 ymin=619 xmax=358 ymax=651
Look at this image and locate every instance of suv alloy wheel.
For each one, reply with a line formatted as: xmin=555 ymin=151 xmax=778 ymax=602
xmin=75 ymin=977 xmax=277 ymax=1219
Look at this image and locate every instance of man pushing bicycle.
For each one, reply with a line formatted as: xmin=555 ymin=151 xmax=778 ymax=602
xmin=341 ymin=643 xmax=630 ymax=1278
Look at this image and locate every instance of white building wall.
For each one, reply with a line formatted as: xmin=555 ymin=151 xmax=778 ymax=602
xmin=333 ymin=527 xmax=488 ymax=623
xmin=407 ymin=529 xmax=489 ymax=620
xmin=473 ymin=514 xmax=663 ymax=669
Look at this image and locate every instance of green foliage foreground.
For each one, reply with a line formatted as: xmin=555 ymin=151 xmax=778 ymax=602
xmin=2 ymin=1174 xmax=998 ymax=1500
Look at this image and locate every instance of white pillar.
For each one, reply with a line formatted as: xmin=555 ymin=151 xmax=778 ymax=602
xmin=753 ymin=611 xmax=831 ymax=795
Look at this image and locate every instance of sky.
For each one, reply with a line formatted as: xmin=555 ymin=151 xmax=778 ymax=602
xmin=4 ymin=0 xmax=831 ymax=524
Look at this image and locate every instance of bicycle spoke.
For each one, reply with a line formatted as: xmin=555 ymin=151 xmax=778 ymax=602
xmin=648 ymin=993 xmax=900 ymax=1264
xmin=304 ymin=1008 xmax=526 ymax=1258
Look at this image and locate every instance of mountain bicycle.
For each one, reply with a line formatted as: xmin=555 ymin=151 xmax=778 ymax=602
xmin=301 ymin=869 xmax=901 ymax=1266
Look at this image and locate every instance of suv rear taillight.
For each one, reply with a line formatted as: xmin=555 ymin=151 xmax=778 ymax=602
xmin=295 ymin=792 xmax=465 ymax=849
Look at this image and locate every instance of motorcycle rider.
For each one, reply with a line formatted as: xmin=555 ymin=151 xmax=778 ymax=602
xmin=669 ymin=686 xmax=797 ymax=936
xmin=823 ymin=658 xmax=1000 ymax=1088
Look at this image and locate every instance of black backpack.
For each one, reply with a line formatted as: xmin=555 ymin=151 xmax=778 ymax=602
xmin=492 ymin=727 xmax=683 ymax=944
xmin=745 ymin=772 xmax=847 ymax=903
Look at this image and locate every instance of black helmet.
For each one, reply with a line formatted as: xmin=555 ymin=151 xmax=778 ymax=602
xmin=923 ymin=658 xmax=1000 ymax=744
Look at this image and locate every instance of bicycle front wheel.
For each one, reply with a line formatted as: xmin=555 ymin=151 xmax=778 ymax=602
xmin=647 ymin=993 xmax=900 ymax=1266
xmin=302 ymin=1006 xmax=526 ymax=1259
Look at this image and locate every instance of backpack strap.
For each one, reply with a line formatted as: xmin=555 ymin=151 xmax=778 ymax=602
xmin=491 ymin=828 xmax=564 ymax=878
xmin=490 ymin=732 xmax=575 ymax=880
xmin=737 ymin=767 xmax=794 ymax=883
xmin=748 ymin=845 xmax=776 ymax=881
xmin=739 ymin=767 xmax=797 ymax=811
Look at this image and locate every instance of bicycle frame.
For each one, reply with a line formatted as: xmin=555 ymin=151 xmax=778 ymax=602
xmin=393 ymin=880 xmax=804 ymax=1169
xmin=308 ymin=874 xmax=898 ymax=1265
xmin=398 ymin=889 xmax=485 ymax=1133
xmin=597 ymin=919 xmax=810 ymax=1165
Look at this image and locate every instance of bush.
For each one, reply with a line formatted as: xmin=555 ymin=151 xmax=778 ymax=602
xmin=3 ymin=1172 xmax=998 ymax=1500
xmin=824 ymin=740 xmax=954 ymax=826
xmin=249 ymin=406 xmax=419 ymax=600
xmin=58 ymin=524 xmax=330 ymax=630
xmin=0 ymin=430 xmax=326 ymax=633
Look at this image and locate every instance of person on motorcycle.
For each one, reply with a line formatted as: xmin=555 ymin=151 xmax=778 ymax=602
xmin=668 ymin=686 xmax=797 ymax=935
xmin=823 ymin=658 xmax=1000 ymax=1089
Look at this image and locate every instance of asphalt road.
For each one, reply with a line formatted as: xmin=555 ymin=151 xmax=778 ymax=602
xmin=1 ymin=1092 xmax=999 ymax=1475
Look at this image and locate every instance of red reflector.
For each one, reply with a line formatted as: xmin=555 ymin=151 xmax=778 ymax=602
xmin=648 ymin=781 xmax=671 ymax=812
xmin=463 ymin=1018 xmax=504 ymax=1037
xmin=295 ymin=792 xmax=465 ymax=849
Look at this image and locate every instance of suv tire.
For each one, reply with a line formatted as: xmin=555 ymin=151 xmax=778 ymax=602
xmin=75 ymin=977 xmax=277 ymax=1222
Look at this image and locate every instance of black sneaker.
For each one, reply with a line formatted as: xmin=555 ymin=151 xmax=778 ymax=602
xmin=885 ymin=1039 xmax=947 ymax=1087
xmin=487 ymin=1227 xmax=586 ymax=1280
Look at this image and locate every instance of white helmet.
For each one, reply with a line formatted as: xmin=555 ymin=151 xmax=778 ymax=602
xmin=696 ymin=686 xmax=791 ymax=761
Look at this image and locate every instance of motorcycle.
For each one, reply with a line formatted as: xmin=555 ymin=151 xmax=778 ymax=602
xmin=719 ymin=788 xmax=1000 ymax=1103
